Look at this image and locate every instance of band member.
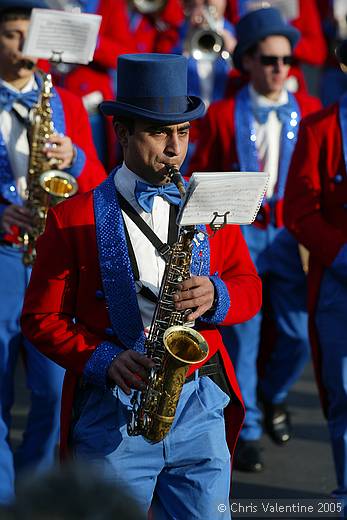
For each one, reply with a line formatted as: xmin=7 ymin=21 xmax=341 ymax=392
xmin=0 ymin=0 xmax=106 ymax=505
xmin=21 ymin=53 xmax=261 ymax=518
xmin=284 ymin=39 xmax=347 ymax=514
xmin=188 ymin=7 xmax=321 ymax=472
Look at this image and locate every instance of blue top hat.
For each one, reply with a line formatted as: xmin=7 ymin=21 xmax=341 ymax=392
xmin=100 ymin=54 xmax=205 ymax=123
xmin=0 ymin=0 xmax=47 ymax=13
xmin=232 ymin=7 xmax=300 ymax=71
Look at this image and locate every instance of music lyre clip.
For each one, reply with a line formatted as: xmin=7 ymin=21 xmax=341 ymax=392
xmin=50 ymin=50 xmax=64 ymax=63
xmin=209 ymin=211 xmax=230 ymax=236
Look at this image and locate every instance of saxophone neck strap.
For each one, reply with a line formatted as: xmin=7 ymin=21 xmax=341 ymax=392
xmin=117 ymin=191 xmax=178 ymax=263
xmin=117 ymin=191 xmax=178 ymax=303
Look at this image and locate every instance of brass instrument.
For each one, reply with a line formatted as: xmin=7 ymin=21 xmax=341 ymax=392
xmin=22 ymin=72 xmax=78 ymax=266
xmin=131 ymin=0 xmax=167 ymax=14
xmin=128 ymin=167 xmax=209 ymax=443
xmin=185 ymin=6 xmax=229 ymax=61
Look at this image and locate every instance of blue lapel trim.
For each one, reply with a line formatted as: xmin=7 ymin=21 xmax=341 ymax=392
xmin=234 ymin=86 xmax=301 ymax=200
xmin=93 ymin=171 xmax=145 ymax=353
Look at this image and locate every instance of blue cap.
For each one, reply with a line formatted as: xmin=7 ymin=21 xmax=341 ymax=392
xmin=100 ymin=54 xmax=205 ymax=123
xmin=232 ymin=7 xmax=300 ymax=71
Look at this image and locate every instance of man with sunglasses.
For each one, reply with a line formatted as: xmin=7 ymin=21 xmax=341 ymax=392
xmin=189 ymin=6 xmax=321 ymax=472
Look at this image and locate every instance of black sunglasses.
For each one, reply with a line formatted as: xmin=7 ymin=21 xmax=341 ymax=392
xmin=259 ymin=55 xmax=294 ymax=66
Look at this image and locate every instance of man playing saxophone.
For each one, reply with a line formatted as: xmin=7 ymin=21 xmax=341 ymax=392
xmin=21 ymin=53 xmax=261 ymax=518
xmin=0 ymin=0 xmax=106 ymax=506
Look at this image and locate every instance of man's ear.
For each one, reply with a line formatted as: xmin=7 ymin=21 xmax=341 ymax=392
xmin=114 ymin=122 xmax=129 ymax=148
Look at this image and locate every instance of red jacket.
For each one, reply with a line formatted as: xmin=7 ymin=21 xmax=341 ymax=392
xmin=21 ymin=185 xmax=262 ymax=460
xmin=189 ymin=90 xmax=321 ymax=226
xmin=284 ymin=103 xmax=347 ymax=414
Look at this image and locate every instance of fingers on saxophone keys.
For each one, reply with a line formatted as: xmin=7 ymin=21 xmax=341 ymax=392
xmin=122 ymin=367 xmax=146 ymax=392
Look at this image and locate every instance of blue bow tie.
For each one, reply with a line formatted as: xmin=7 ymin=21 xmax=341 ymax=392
xmin=135 ymin=180 xmax=181 ymax=213
xmin=0 ymin=85 xmax=39 ymax=112
xmin=253 ymin=103 xmax=292 ymax=125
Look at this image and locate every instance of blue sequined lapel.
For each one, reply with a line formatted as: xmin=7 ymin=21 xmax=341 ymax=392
xmin=234 ymin=86 xmax=301 ymax=199
xmin=93 ymin=172 xmax=145 ymax=353
xmin=190 ymin=225 xmax=210 ymax=277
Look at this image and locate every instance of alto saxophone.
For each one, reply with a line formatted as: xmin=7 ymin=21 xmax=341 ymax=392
xmin=22 ymin=71 xmax=78 ymax=266
xmin=128 ymin=167 xmax=209 ymax=443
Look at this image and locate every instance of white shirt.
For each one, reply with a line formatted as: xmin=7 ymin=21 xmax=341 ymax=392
xmin=0 ymin=76 xmax=38 ymax=200
xmin=249 ymin=84 xmax=288 ymax=199
xmin=114 ymin=163 xmax=171 ymax=330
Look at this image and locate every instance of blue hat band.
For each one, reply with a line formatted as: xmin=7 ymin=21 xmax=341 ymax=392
xmin=116 ymin=95 xmax=189 ymax=115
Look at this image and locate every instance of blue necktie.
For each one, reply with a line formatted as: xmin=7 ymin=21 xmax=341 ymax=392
xmin=253 ymin=103 xmax=292 ymax=125
xmin=135 ymin=180 xmax=181 ymax=213
xmin=0 ymin=85 xmax=39 ymax=112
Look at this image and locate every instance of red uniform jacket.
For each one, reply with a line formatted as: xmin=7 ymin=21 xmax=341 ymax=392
xmin=284 ymin=103 xmax=347 ymax=414
xmin=188 ymin=90 xmax=321 ymax=227
xmin=21 ymin=183 xmax=262 ymax=460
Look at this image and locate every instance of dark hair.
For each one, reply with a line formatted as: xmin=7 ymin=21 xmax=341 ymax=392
xmin=112 ymin=116 xmax=135 ymax=135
xmin=10 ymin=462 xmax=146 ymax=520
xmin=0 ymin=8 xmax=32 ymax=24
xmin=243 ymin=42 xmax=260 ymax=59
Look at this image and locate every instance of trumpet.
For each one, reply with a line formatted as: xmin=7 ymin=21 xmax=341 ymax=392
xmin=185 ymin=5 xmax=230 ymax=61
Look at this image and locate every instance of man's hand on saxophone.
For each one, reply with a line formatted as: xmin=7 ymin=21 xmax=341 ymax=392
xmin=108 ymin=350 xmax=156 ymax=395
xmin=1 ymin=205 xmax=32 ymax=234
xmin=173 ymin=275 xmax=215 ymax=321
xmin=45 ymin=134 xmax=75 ymax=170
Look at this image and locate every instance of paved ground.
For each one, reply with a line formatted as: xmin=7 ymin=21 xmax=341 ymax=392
xmin=10 ymin=358 xmax=337 ymax=519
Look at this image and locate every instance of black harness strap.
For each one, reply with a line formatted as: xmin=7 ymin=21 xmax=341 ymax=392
xmin=117 ymin=192 xmax=178 ymax=303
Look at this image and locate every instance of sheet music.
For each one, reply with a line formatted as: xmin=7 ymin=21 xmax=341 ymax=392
xmin=22 ymin=9 xmax=102 ymax=64
xmin=177 ymin=172 xmax=269 ymax=227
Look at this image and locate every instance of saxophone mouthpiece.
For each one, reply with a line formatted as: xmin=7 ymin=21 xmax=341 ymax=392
xmin=166 ymin=166 xmax=186 ymax=198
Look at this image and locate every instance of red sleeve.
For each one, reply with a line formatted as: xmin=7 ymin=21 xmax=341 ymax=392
xmin=210 ymin=224 xmax=262 ymax=325
xmin=151 ymin=0 xmax=184 ymax=53
xmin=188 ymin=101 xmax=232 ymax=175
xmin=92 ymin=0 xmax=138 ymax=69
xmin=284 ymin=117 xmax=346 ymax=267
xmin=292 ymin=0 xmax=327 ymax=66
xmin=59 ymin=88 xmax=107 ymax=192
xmin=21 ymin=208 xmax=102 ymax=375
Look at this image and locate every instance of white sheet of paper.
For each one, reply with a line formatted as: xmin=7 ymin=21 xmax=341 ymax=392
xmin=177 ymin=171 xmax=269 ymax=227
xmin=22 ymin=9 xmax=102 ymax=64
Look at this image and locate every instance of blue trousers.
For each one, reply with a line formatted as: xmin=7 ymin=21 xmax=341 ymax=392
xmin=316 ymin=268 xmax=347 ymax=507
xmin=221 ymin=225 xmax=310 ymax=440
xmin=0 ymin=245 xmax=65 ymax=505
xmin=72 ymin=375 xmax=232 ymax=519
